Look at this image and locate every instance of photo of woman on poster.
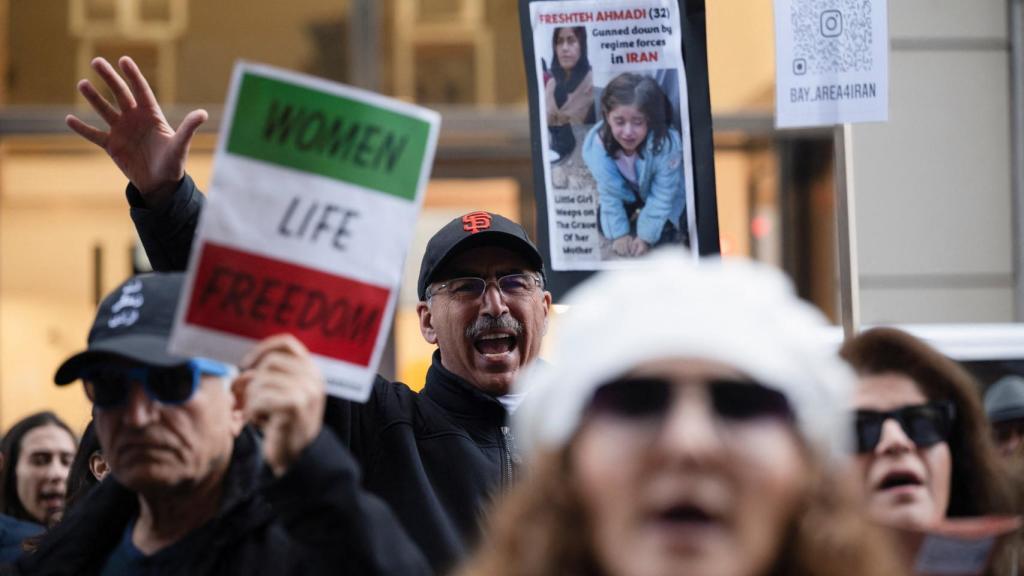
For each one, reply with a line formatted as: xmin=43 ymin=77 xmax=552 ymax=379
xmin=582 ymin=72 xmax=686 ymax=258
xmin=545 ymin=27 xmax=595 ymax=160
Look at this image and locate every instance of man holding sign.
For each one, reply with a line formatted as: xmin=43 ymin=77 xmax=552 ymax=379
xmin=67 ymin=57 xmax=552 ymax=572
xmin=12 ymin=273 xmax=428 ymax=575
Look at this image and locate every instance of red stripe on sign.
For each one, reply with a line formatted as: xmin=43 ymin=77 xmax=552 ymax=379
xmin=186 ymin=242 xmax=389 ymax=366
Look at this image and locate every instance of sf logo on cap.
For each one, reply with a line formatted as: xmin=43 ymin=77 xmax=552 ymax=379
xmin=462 ymin=212 xmax=492 ymax=234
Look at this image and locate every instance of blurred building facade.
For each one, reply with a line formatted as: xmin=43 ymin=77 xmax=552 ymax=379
xmin=0 ymin=0 xmax=1017 ymax=431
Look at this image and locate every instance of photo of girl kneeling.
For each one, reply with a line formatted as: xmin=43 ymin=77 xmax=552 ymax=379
xmin=583 ymin=72 xmax=687 ymax=258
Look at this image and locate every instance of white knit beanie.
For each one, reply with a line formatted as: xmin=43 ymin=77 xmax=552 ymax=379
xmin=515 ymin=250 xmax=854 ymax=462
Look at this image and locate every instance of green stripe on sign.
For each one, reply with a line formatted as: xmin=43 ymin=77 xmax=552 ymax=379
xmin=227 ymin=73 xmax=430 ymax=201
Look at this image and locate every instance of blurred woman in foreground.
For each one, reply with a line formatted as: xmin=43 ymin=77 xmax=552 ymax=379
xmin=462 ymin=252 xmax=904 ymax=576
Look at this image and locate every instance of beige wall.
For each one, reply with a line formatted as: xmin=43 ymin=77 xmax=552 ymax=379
xmin=8 ymin=0 xmax=531 ymax=106
xmin=851 ymin=0 xmax=1015 ymax=323
xmin=7 ymin=1 xmax=76 ymax=104
xmin=0 ymin=136 xmax=214 ymax=431
xmin=706 ymin=0 xmax=776 ymax=111
xmin=0 ymin=138 xmax=133 ymax=431
xmin=0 ymin=0 xmax=8 ymax=105
xmin=713 ymin=150 xmax=753 ymax=257
xmin=178 ymin=0 xmax=349 ymax=103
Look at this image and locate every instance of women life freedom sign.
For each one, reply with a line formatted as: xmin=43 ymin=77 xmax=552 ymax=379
xmin=527 ymin=0 xmax=698 ymax=271
xmin=169 ymin=62 xmax=440 ymax=402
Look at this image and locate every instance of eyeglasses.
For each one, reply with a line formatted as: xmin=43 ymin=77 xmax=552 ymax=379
xmin=428 ymin=273 xmax=543 ymax=301
xmin=854 ymin=401 xmax=955 ymax=453
xmin=82 ymin=358 xmax=234 ymax=409
xmin=587 ymin=377 xmax=794 ymax=423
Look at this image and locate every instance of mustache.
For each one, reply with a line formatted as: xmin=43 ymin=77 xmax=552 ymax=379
xmin=465 ymin=316 xmax=523 ymax=340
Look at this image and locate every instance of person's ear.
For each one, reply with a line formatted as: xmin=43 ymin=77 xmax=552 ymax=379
xmin=88 ymin=451 xmax=109 ymax=481
xmin=228 ymin=376 xmax=247 ymax=436
xmin=542 ymin=291 xmax=553 ymax=335
xmin=418 ymin=301 xmax=438 ymax=345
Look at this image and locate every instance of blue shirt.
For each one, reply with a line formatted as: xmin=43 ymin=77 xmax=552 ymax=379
xmin=582 ymin=121 xmax=686 ymax=245
xmin=0 ymin=513 xmax=43 ymax=564
xmin=100 ymin=518 xmax=208 ymax=576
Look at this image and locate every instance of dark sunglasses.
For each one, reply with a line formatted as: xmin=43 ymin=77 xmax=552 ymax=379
xmin=587 ymin=377 xmax=794 ymax=423
xmin=82 ymin=358 xmax=234 ymax=409
xmin=854 ymin=401 xmax=955 ymax=453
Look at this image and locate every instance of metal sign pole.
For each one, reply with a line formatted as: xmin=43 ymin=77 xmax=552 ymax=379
xmin=834 ymin=123 xmax=861 ymax=340
xmin=1010 ymin=0 xmax=1024 ymax=321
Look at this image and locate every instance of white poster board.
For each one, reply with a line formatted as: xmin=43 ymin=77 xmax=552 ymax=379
xmin=169 ymin=61 xmax=440 ymax=402
xmin=774 ymin=0 xmax=889 ymax=128
xmin=528 ymin=0 xmax=698 ymax=270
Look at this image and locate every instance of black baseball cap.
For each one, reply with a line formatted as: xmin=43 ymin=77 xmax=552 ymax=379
xmin=55 ymin=272 xmax=190 ymax=385
xmin=417 ymin=211 xmax=545 ymax=300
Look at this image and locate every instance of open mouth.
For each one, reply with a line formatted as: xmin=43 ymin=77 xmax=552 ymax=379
xmin=39 ymin=492 xmax=64 ymax=508
xmin=657 ymin=503 xmax=718 ymax=526
xmin=878 ymin=471 xmax=923 ymax=491
xmin=474 ymin=333 xmax=518 ymax=356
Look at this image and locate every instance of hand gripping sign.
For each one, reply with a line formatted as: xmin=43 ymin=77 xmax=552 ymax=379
xmin=170 ymin=62 xmax=440 ymax=402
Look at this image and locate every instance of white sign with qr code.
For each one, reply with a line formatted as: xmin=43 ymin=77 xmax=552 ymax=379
xmin=773 ymin=0 xmax=888 ymax=128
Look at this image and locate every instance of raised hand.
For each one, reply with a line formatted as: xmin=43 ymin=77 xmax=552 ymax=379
xmin=65 ymin=56 xmax=208 ymax=207
xmin=235 ymin=335 xmax=326 ymax=477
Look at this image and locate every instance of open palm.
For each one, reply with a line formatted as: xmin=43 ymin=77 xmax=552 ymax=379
xmin=66 ymin=56 xmax=207 ymax=206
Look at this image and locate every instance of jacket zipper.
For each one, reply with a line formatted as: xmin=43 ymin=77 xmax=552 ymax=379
xmin=499 ymin=425 xmax=518 ymax=487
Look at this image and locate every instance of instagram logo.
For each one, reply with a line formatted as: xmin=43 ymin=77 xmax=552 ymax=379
xmin=820 ymin=10 xmax=842 ymax=37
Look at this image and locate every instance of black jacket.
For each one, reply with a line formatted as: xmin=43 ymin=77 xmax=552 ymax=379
xmin=129 ymin=176 xmax=518 ymax=572
xmin=328 ymin=355 xmax=517 ymax=571
xmin=12 ymin=428 xmax=429 ymax=575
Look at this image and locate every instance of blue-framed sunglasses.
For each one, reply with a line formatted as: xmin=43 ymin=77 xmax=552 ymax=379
xmin=81 ymin=358 xmax=235 ymax=409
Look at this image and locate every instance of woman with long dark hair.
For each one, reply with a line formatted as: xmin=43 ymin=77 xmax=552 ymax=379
xmin=462 ymin=252 xmax=905 ymax=576
xmin=546 ymin=26 xmax=594 ymax=159
xmin=0 ymin=412 xmax=76 ymax=528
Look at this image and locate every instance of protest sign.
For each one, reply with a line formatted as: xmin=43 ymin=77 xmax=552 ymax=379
xmin=773 ymin=0 xmax=890 ymax=334
xmin=169 ymin=62 xmax=440 ymax=401
xmin=774 ymin=0 xmax=889 ymax=128
xmin=520 ymin=0 xmax=718 ymax=285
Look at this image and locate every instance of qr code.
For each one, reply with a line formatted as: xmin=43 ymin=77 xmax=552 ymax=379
xmin=790 ymin=0 xmax=873 ymax=76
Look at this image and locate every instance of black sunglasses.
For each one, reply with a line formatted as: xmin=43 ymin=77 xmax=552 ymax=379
xmin=587 ymin=377 xmax=794 ymax=423
xmin=854 ymin=401 xmax=955 ymax=453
